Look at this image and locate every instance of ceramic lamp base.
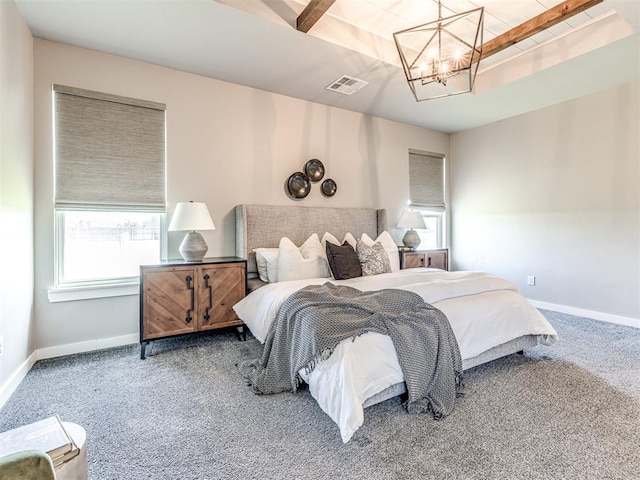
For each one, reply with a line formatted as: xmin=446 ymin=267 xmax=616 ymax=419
xmin=402 ymin=229 xmax=421 ymax=250
xmin=179 ymin=231 xmax=208 ymax=262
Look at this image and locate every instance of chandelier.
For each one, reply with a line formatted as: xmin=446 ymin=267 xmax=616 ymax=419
xmin=393 ymin=0 xmax=484 ymax=102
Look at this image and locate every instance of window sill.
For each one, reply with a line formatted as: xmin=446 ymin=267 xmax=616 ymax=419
xmin=48 ymin=282 xmax=139 ymax=303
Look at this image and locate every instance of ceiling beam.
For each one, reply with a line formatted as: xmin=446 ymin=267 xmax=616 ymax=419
xmin=482 ymin=0 xmax=604 ymax=59
xmin=296 ymin=0 xmax=337 ymax=33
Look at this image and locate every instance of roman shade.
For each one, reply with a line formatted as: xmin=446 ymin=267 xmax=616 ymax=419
xmin=408 ymin=150 xmax=445 ymax=210
xmin=53 ymin=84 xmax=166 ymax=212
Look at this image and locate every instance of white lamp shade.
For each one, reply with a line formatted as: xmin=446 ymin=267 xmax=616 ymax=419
xmin=168 ymin=202 xmax=216 ymax=232
xmin=396 ymin=210 xmax=427 ymax=230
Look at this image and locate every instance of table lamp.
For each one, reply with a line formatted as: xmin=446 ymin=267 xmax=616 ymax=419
xmin=396 ymin=210 xmax=427 ymax=250
xmin=168 ymin=201 xmax=215 ymax=262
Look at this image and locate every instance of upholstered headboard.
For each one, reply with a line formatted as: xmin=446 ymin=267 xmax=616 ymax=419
xmin=235 ymin=204 xmax=387 ymax=279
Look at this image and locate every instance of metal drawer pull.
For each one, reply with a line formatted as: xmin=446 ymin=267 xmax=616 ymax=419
xmin=185 ymin=275 xmax=194 ymax=323
xmin=203 ymin=274 xmax=213 ymax=322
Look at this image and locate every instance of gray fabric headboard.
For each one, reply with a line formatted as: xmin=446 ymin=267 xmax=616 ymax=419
xmin=235 ymin=204 xmax=388 ymax=279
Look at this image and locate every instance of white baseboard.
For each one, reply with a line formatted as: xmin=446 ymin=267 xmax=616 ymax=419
xmin=529 ymin=299 xmax=640 ymax=329
xmin=0 ymin=334 xmax=138 ymax=410
xmin=34 ymin=333 xmax=139 ymax=361
xmin=2 ymin=303 xmax=637 ymax=410
xmin=0 ymin=352 xmax=37 ymax=410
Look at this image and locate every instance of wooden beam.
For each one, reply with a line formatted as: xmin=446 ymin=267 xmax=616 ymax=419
xmin=296 ymin=0 xmax=337 ymax=33
xmin=482 ymin=0 xmax=603 ymax=59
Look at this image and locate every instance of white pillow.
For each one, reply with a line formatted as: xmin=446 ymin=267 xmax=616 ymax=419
xmin=343 ymin=232 xmax=357 ymax=249
xmin=276 ymin=234 xmax=331 ymax=282
xmin=321 ymin=232 xmax=340 ymax=250
xmin=299 ymin=233 xmax=326 ymax=260
xmin=360 ymin=231 xmax=400 ymax=272
xmin=322 ymin=232 xmax=357 ymax=250
xmin=253 ymin=248 xmax=279 ymax=283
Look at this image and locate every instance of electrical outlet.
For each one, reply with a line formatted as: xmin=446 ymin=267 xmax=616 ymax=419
xmin=527 ymin=276 xmax=536 ymax=286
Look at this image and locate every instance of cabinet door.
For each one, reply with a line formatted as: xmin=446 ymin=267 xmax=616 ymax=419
xmin=425 ymin=251 xmax=447 ymax=270
xmin=142 ymin=267 xmax=197 ymax=340
xmin=403 ymin=253 xmax=426 ymax=269
xmin=198 ymin=263 xmax=245 ymax=330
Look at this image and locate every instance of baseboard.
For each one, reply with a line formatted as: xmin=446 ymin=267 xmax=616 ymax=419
xmin=4 ymin=303 xmax=635 ymax=409
xmin=0 ymin=334 xmax=138 ymax=410
xmin=35 ymin=333 xmax=139 ymax=361
xmin=0 ymin=352 xmax=37 ymax=410
xmin=529 ymin=299 xmax=640 ymax=329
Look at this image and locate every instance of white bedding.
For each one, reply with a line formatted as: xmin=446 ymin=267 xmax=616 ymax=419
xmin=233 ymin=268 xmax=557 ymax=442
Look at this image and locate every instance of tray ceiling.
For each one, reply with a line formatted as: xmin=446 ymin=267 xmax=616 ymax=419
xmin=15 ymin=0 xmax=640 ymax=133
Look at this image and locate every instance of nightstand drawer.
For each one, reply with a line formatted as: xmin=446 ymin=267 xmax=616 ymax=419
xmin=399 ymin=249 xmax=448 ymax=271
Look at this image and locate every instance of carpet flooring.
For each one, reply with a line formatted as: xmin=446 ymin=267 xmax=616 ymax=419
xmin=0 ymin=310 xmax=638 ymax=480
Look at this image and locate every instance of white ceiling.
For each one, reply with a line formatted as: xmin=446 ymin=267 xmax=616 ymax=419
xmin=15 ymin=0 xmax=640 ymax=133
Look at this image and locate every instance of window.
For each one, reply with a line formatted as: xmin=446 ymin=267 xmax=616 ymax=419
xmin=52 ymin=85 xmax=166 ymax=290
xmin=413 ymin=209 xmax=445 ymax=249
xmin=58 ymin=211 xmax=161 ymax=284
xmin=408 ymin=150 xmax=446 ymax=249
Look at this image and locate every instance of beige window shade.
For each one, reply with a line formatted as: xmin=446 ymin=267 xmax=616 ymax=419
xmin=53 ymin=84 xmax=166 ymax=212
xmin=408 ymin=151 xmax=445 ymax=209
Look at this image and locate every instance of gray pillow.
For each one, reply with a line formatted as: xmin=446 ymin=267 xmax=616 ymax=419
xmin=326 ymin=242 xmax=362 ymax=280
xmin=357 ymin=240 xmax=392 ymax=276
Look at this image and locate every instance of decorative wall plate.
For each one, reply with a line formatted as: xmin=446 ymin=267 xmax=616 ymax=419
xmin=304 ymin=159 xmax=325 ymax=182
xmin=321 ymin=178 xmax=337 ymax=197
xmin=287 ymin=172 xmax=311 ymax=198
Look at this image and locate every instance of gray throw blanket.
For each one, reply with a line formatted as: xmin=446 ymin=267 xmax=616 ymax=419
xmin=238 ymin=283 xmax=463 ymax=418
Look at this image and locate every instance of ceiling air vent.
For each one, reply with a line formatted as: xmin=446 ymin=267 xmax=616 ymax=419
xmin=325 ymin=75 xmax=368 ymax=95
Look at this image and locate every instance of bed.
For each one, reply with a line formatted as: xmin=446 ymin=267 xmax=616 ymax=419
xmin=233 ymin=204 xmax=558 ymax=442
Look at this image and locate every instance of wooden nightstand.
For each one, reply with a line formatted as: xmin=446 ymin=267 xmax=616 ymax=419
xmin=139 ymin=256 xmax=246 ymax=359
xmin=399 ymin=248 xmax=449 ymax=271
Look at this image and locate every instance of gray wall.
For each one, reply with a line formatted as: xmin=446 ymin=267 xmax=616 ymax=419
xmin=450 ymin=81 xmax=639 ymax=321
xmin=0 ymin=0 xmax=34 ymax=401
xmin=16 ymin=27 xmax=640 ymax=376
xmin=32 ymin=39 xmax=450 ymax=352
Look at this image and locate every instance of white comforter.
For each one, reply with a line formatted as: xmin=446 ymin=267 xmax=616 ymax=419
xmin=233 ymin=269 xmax=557 ymax=442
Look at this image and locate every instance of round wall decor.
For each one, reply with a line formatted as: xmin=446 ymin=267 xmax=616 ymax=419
xmin=287 ymin=172 xmax=311 ymax=199
xmin=321 ymin=178 xmax=337 ymax=197
xmin=304 ymin=159 xmax=325 ymax=182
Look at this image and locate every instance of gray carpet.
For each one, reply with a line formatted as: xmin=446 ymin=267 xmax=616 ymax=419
xmin=1 ymin=310 xmax=638 ymax=480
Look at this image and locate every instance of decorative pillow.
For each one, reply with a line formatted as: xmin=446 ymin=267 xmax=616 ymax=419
xmin=321 ymin=232 xmax=340 ymax=250
xmin=343 ymin=232 xmax=357 ymax=249
xmin=326 ymin=241 xmax=362 ymax=280
xmin=321 ymin=232 xmax=357 ymax=249
xmin=253 ymin=248 xmax=279 ymax=283
xmin=357 ymin=240 xmax=392 ymax=276
xmin=360 ymin=231 xmax=400 ymax=272
xmin=320 ymin=233 xmax=338 ymax=279
xmin=297 ymin=233 xmax=325 ymax=258
xmin=276 ymin=234 xmax=331 ymax=282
